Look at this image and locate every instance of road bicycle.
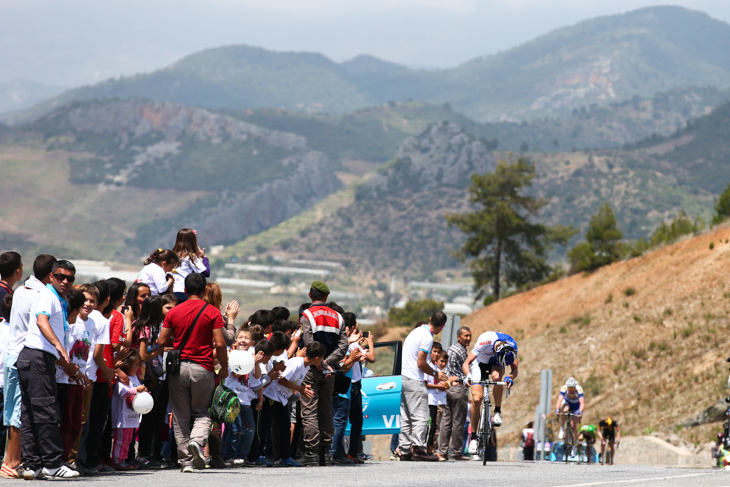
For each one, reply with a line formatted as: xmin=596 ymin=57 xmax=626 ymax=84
xmin=557 ymin=411 xmax=580 ymax=463
xmin=474 ymin=380 xmax=509 ymax=465
xmin=578 ymin=437 xmax=596 ymax=464
xmin=602 ymin=438 xmax=619 ymax=465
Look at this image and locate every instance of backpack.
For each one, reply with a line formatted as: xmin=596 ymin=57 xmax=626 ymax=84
xmin=524 ymin=430 xmax=535 ymax=448
xmin=209 ymin=384 xmax=241 ymax=424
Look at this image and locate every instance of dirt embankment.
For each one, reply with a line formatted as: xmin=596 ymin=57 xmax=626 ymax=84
xmin=461 ymin=223 xmax=730 ymax=449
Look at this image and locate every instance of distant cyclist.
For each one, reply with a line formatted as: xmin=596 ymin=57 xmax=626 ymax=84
xmin=578 ymin=424 xmax=598 ymax=462
xmin=598 ymin=417 xmax=620 ymax=465
xmin=463 ymin=331 xmax=518 ymax=455
xmin=555 ymin=377 xmax=584 ymax=453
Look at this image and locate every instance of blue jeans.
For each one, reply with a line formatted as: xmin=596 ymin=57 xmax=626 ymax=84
xmin=222 ymin=405 xmax=254 ymax=460
xmin=330 ymin=396 xmax=350 ymax=457
xmin=3 ymin=353 xmax=21 ymax=429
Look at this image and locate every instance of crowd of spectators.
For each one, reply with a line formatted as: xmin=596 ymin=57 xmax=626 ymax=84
xmin=0 ymin=228 xmax=373 ymax=478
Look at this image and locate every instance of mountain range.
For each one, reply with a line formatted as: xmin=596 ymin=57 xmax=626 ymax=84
xmin=5 ymin=6 xmax=730 ymax=125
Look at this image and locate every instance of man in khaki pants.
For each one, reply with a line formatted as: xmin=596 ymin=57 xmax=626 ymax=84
xmin=159 ymin=273 xmax=228 ymax=473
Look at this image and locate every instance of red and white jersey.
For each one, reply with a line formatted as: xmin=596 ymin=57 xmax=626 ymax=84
xmin=302 ymin=304 xmax=344 ymax=358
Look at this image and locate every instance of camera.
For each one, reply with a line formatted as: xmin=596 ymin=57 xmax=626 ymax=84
xmin=362 ymin=331 xmax=370 ymax=338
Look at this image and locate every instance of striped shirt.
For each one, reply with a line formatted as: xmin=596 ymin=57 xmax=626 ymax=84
xmin=447 ymin=342 xmax=468 ymax=381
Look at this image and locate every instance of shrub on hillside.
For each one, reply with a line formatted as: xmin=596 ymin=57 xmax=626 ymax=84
xmin=648 ymin=210 xmax=704 ymax=247
xmin=568 ymin=202 xmax=624 ymax=273
xmin=712 ymin=181 xmax=730 ymax=225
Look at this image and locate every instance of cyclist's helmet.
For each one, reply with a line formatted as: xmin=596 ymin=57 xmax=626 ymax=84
xmin=495 ymin=344 xmax=516 ymax=367
xmin=605 ymin=417 xmax=613 ymax=426
xmin=566 ymin=377 xmax=578 ymax=389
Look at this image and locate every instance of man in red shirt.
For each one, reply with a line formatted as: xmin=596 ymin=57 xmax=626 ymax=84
xmin=158 ymin=273 xmax=228 ymax=473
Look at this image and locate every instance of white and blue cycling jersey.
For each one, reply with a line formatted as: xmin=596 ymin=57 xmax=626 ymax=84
xmin=470 ymin=331 xmax=518 ymax=366
xmin=559 ymin=384 xmax=584 ymax=412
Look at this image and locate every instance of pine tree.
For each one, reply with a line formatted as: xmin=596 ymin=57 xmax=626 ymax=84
xmin=446 ymin=157 xmax=575 ymax=302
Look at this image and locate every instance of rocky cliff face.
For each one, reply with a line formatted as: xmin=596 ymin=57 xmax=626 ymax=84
xmin=187 ymin=151 xmax=342 ymax=245
xmin=287 ymin=122 xmax=497 ymax=276
xmin=358 ymin=121 xmax=495 ymax=200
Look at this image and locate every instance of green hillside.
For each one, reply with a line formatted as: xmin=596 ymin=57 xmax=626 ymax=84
xmin=8 ymin=6 xmax=730 ymax=125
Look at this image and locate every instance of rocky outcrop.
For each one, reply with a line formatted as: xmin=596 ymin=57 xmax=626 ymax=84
xmin=358 ymin=121 xmax=496 ymax=199
xmin=680 ymin=398 xmax=730 ymax=428
xmin=283 ymin=121 xmax=497 ymax=274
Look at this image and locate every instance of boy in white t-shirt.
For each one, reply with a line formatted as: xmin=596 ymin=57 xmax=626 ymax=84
xmin=59 ymin=285 xmax=97 ymax=464
xmin=245 ymin=339 xmax=277 ymax=467
xmin=426 ymin=350 xmax=452 ymax=455
xmin=222 ymin=328 xmax=263 ymax=466
xmin=262 ymin=341 xmax=323 ymax=467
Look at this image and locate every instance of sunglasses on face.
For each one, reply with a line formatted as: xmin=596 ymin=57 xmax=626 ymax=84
xmin=53 ymin=272 xmax=76 ymax=283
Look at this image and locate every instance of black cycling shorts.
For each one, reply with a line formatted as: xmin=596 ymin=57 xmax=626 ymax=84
xmin=479 ymin=361 xmax=497 ymax=380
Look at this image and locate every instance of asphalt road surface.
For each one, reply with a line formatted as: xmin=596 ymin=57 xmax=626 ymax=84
xmin=3 ymin=461 xmax=727 ymax=486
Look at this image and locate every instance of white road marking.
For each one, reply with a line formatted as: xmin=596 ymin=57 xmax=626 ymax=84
xmin=557 ymin=472 xmax=711 ymax=487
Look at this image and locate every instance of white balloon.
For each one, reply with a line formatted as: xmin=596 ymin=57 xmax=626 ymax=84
xmin=133 ymin=391 xmax=154 ymax=415
xmin=229 ymin=350 xmax=255 ymax=375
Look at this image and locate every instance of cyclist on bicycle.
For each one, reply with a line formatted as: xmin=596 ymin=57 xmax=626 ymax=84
xmin=555 ymin=377 xmax=584 ymax=452
xmin=578 ymin=424 xmax=598 ymax=462
xmin=598 ymin=417 xmax=620 ymax=465
xmin=462 ymin=331 xmax=518 ymax=454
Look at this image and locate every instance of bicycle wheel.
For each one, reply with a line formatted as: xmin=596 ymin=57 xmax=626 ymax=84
xmin=482 ymin=421 xmax=491 ymax=466
xmin=564 ymin=420 xmax=572 ymax=463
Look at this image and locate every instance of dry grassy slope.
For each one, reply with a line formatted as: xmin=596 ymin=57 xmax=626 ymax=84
xmin=0 ymin=144 xmax=210 ymax=260
xmin=462 ymin=224 xmax=730 ymax=446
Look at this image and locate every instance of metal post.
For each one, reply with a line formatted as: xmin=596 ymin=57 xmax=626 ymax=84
xmin=441 ymin=314 xmax=461 ymax=350
xmin=537 ymin=369 xmax=552 ymax=461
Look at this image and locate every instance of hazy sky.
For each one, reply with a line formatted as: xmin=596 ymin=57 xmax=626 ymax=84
xmin=2 ymin=0 xmax=730 ymax=88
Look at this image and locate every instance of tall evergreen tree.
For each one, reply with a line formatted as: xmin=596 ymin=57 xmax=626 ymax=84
xmin=446 ymin=158 xmax=575 ymax=302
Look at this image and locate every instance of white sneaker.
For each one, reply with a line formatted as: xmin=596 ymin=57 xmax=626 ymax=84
xmin=181 ymin=465 xmax=194 ymax=473
xmin=558 ymin=427 xmax=565 ymax=439
xmin=42 ymin=465 xmax=80 ymax=478
xmin=188 ymin=441 xmax=206 ymax=470
xmin=23 ymin=468 xmax=45 ymax=480
xmin=468 ymin=439 xmax=478 ymax=454
xmin=493 ymin=412 xmax=502 ymax=427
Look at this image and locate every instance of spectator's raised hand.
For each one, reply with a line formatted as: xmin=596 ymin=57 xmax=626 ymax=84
xmin=226 ymin=301 xmax=240 ymax=320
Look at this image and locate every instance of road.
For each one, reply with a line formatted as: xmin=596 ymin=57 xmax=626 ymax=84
xmin=2 ymin=461 xmax=726 ymax=486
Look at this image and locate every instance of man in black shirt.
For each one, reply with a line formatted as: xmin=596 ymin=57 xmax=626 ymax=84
xmin=598 ymin=417 xmax=620 ymax=465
